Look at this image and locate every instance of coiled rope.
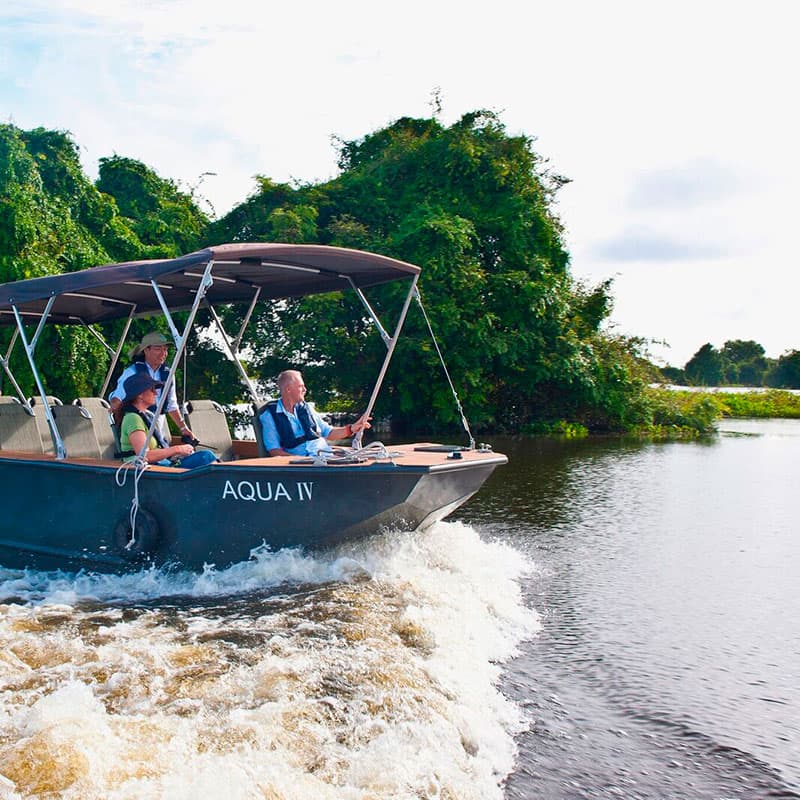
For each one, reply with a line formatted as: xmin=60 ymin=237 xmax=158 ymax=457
xmin=114 ymin=457 xmax=149 ymax=550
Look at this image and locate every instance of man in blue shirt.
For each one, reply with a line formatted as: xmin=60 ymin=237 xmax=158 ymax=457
xmin=260 ymin=370 xmax=370 ymax=456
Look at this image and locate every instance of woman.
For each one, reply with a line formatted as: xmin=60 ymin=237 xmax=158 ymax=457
xmin=109 ymin=331 xmax=196 ymax=442
xmin=119 ymin=373 xmax=216 ymax=469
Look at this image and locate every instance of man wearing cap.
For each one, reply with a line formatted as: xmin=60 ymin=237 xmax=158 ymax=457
xmin=108 ymin=331 xmax=195 ymax=441
xmin=118 ymin=373 xmax=215 ymax=468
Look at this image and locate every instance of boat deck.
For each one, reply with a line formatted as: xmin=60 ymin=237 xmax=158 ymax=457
xmin=0 ymin=442 xmax=506 ymax=471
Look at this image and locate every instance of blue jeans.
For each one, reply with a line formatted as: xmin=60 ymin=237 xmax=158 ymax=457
xmin=157 ymin=450 xmax=217 ymax=469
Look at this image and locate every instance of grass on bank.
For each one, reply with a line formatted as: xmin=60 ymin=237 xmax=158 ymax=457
xmin=524 ymin=389 xmax=800 ymax=441
xmin=643 ymin=387 xmax=800 ymax=437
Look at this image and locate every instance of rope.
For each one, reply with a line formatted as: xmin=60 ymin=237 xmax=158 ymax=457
xmin=114 ymin=457 xmax=149 ymax=550
xmin=291 ymin=441 xmax=402 ymax=466
xmin=414 ymin=289 xmax=476 ymax=450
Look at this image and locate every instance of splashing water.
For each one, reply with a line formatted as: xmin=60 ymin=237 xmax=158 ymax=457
xmin=0 ymin=521 xmax=538 ymax=799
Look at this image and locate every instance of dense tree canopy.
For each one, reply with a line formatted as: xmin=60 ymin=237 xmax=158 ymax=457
xmin=1 ymin=115 xmax=666 ymax=432
xmin=211 ymin=111 xmax=653 ymax=432
xmin=0 ymin=123 xmax=210 ymax=400
xmin=675 ymin=339 xmax=800 ymax=389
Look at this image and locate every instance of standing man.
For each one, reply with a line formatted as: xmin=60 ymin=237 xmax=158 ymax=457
xmin=260 ymin=369 xmax=371 ymax=456
xmin=108 ymin=332 xmax=195 ymax=441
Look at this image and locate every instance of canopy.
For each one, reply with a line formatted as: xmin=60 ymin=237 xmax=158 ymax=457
xmin=0 ymin=243 xmax=420 ymax=326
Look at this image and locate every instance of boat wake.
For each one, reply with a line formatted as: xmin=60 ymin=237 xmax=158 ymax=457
xmin=0 ymin=521 xmax=538 ymax=799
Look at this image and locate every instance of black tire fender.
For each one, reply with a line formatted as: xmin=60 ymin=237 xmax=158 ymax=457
xmin=113 ymin=508 xmax=160 ymax=560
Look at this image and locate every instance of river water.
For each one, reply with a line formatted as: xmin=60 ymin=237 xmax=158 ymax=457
xmin=1 ymin=419 xmax=798 ymax=799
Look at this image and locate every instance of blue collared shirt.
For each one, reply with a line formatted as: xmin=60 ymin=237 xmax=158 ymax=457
xmin=260 ymin=399 xmax=333 ymax=455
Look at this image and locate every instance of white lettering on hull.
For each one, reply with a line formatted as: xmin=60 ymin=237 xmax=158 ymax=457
xmin=222 ymin=480 xmax=314 ymax=502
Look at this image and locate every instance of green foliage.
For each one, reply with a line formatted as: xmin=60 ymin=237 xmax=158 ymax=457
xmin=0 ymin=125 xmax=209 ymax=400
xmin=646 ymin=389 xmax=723 ymax=433
xmin=213 ymin=110 xmax=634 ymax=433
xmin=678 ymin=339 xmax=770 ymax=387
xmin=685 ymin=343 xmax=724 ymax=386
xmin=765 ymin=350 xmax=800 ymax=389
xmin=96 ymin=156 xmax=209 ymax=257
xmin=718 ymin=389 xmax=800 ymax=417
xmin=659 ymin=365 xmax=687 ymax=384
xmin=6 ymin=116 xmax=760 ymax=434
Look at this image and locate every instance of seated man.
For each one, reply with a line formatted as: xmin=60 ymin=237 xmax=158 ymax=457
xmin=118 ymin=373 xmax=216 ymax=469
xmin=260 ymin=369 xmax=370 ymax=457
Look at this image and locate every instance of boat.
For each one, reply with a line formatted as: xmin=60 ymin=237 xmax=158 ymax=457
xmin=0 ymin=243 xmax=506 ymax=573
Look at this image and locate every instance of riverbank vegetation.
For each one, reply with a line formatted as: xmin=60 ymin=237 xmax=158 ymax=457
xmin=651 ymin=388 xmax=800 ymax=420
xmin=660 ymin=340 xmax=800 ymax=389
xmin=1 ymin=117 xmax=793 ymax=438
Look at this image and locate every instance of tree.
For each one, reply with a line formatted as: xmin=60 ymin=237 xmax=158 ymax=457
xmin=211 ymin=111 xmax=637 ymax=432
xmin=766 ymin=350 xmax=800 ymax=389
xmin=0 ymin=125 xmax=209 ymax=399
xmin=720 ymin=339 xmax=767 ymax=385
xmin=684 ymin=343 xmax=724 ymax=386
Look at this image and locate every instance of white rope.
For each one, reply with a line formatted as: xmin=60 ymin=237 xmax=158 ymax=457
xmin=291 ymin=441 xmax=402 ymax=466
xmin=414 ymin=289 xmax=476 ymax=449
xmin=114 ymin=457 xmax=149 ymax=550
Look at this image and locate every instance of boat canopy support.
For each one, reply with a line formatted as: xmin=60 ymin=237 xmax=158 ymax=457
xmin=347 ymin=277 xmax=391 ymax=347
xmin=205 ymin=300 xmax=261 ymax=406
xmin=0 ymin=329 xmax=29 ymax=409
xmin=138 ymin=261 xmax=216 ymax=461
xmin=11 ymin=296 xmax=66 ymax=458
xmin=354 ymin=273 xmax=419 ymax=449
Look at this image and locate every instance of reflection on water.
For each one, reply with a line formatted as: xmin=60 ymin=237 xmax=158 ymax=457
xmin=455 ymin=423 xmax=800 ymax=799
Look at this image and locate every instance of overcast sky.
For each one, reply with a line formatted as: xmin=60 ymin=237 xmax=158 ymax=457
xmin=2 ymin=0 xmax=797 ymax=367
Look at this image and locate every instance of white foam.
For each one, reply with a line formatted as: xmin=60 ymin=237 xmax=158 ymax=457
xmin=0 ymin=521 xmax=539 ymax=799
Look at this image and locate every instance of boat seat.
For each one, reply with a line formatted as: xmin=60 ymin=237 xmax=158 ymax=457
xmin=252 ymin=401 xmax=270 ymax=456
xmin=51 ymin=404 xmax=104 ymax=459
xmin=29 ymin=396 xmax=63 ymax=454
xmin=0 ymin=402 xmax=45 ymax=453
xmin=185 ymin=399 xmax=234 ymax=461
xmin=74 ymin=397 xmax=119 ymax=460
xmin=0 ymin=396 xmax=21 ymax=404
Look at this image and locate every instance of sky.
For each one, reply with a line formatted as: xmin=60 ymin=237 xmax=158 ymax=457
xmin=1 ymin=0 xmax=797 ymax=367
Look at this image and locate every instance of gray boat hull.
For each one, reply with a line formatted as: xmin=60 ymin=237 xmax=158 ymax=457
xmin=0 ymin=448 xmax=505 ymax=572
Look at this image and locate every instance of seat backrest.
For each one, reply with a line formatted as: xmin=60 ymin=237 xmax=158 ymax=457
xmin=252 ymin=401 xmax=269 ymax=456
xmin=52 ymin=404 xmax=103 ymax=459
xmin=185 ymin=399 xmax=234 ymax=461
xmin=0 ymin=402 xmax=45 ymax=453
xmin=74 ymin=397 xmax=119 ymax=459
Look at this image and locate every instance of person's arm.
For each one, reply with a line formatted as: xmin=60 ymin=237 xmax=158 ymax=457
xmin=108 ymin=366 xmax=133 ymax=410
xmin=168 ymin=408 xmax=194 ymax=439
xmin=329 ymin=413 xmax=372 ymax=441
xmin=127 ymin=428 xmax=194 ymax=463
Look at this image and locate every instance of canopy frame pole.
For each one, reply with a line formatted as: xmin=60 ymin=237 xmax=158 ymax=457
xmin=345 ymin=278 xmax=391 ymax=346
xmin=205 ymin=301 xmax=262 ymax=405
xmin=152 ymin=280 xmax=184 ymax=350
xmin=11 ymin=298 xmax=66 ymax=458
xmin=79 ymin=320 xmax=116 ymax=358
xmin=100 ymin=308 xmax=136 ymax=398
xmin=354 ymin=274 xmax=419 ymax=448
xmin=137 ymin=263 xmax=215 ymax=461
xmin=0 ymin=329 xmax=30 ymax=404
xmin=232 ymin=286 xmax=261 ymax=354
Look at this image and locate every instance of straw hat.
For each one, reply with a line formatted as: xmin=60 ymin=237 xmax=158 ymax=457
xmin=128 ymin=331 xmax=168 ymax=359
